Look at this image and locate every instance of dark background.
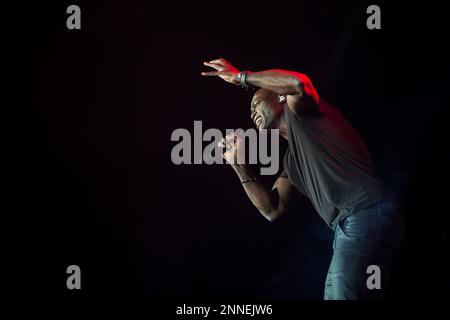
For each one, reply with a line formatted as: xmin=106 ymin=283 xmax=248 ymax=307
xmin=4 ymin=0 xmax=449 ymax=301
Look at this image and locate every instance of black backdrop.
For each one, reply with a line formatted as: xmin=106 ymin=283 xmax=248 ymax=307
xmin=4 ymin=1 xmax=449 ymax=301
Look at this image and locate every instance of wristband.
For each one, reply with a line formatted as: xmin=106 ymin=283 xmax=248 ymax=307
xmin=238 ymin=71 xmax=251 ymax=89
xmin=241 ymin=177 xmax=257 ymax=185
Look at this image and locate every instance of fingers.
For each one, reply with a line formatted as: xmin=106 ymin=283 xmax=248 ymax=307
xmin=201 ymin=61 xmax=224 ymax=76
xmin=219 ymin=137 xmax=232 ymax=147
xmin=203 ymin=62 xmax=223 ymax=70
xmin=209 ymin=58 xmax=230 ymax=65
xmin=201 ymin=71 xmax=220 ymax=76
xmin=225 ymin=133 xmax=236 ymax=144
xmin=217 ymin=134 xmax=237 ymax=149
xmin=202 ymin=59 xmax=233 ymax=77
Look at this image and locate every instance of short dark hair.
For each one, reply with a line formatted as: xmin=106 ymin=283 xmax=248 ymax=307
xmin=252 ymin=88 xmax=279 ymax=105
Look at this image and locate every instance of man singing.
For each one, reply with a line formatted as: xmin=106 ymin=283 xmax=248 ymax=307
xmin=202 ymin=58 xmax=405 ymax=300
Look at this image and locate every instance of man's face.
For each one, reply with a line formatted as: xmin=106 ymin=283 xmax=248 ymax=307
xmin=251 ymin=90 xmax=283 ymax=130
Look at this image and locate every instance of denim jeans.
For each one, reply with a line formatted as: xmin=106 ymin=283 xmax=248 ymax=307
xmin=324 ymin=199 xmax=405 ymax=300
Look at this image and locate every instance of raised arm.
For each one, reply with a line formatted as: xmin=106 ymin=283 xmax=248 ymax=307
xmin=202 ymin=58 xmax=320 ymax=114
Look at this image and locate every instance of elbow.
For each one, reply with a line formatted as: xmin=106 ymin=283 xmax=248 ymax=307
xmin=259 ymin=207 xmax=281 ymax=222
xmin=292 ymin=76 xmax=304 ymax=95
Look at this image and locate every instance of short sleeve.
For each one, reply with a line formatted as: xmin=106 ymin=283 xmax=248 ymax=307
xmin=280 ymin=149 xmax=290 ymax=179
xmin=279 ymin=168 xmax=288 ymax=178
xmin=280 ymin=149 xmax=308 ymax=197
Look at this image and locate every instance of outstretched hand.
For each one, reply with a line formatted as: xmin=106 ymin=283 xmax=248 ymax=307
xmin=201 ymin=58 xmax=240 ymax=85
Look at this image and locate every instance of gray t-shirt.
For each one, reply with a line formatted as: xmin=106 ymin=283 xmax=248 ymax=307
xmin=281 ymin=99 xmax=394 ymax=230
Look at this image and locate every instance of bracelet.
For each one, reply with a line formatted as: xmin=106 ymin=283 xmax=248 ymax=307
xmin=241 ymin=177 xmax=257 ymax=185
xmin=238 ymin=71 xmax=251 ymax=89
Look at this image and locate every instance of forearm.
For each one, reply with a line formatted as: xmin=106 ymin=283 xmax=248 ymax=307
xmin=232 ymin=164 xmax=279 ymax=221
xmin=245 ymin=69 xmax=305 ymax=95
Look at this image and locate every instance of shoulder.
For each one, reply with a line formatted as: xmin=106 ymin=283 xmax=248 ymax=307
xmin=284 ymin=98 xmax=324 ymax=121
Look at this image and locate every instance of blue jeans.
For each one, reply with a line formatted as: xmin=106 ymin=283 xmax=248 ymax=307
xmin=324 ymin=199 xmax=405 ymax=300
